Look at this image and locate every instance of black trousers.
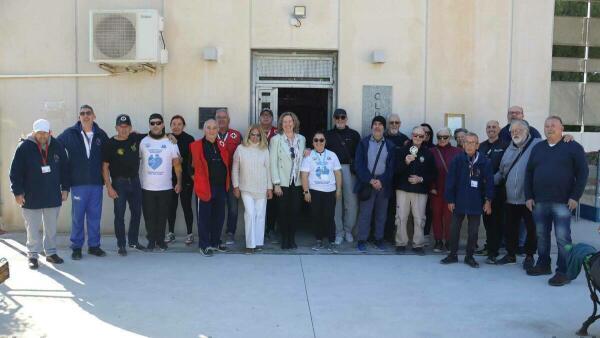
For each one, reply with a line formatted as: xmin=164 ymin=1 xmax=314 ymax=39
xmin=449 ymin=213 xmax=480 ymax=256
xmin=168 ymin=183 xmax=194 ymax=234
xmin=142 ymin=189 xmax=172 ymax=245
xmin=265 ymin=198 xmax=278 ymax=234
xmin=482 ymin=197 xmax=505 ymax=257
xmin=504 ymin=203 xmax=537 ymax=256
xmin=277 ymin=186 xmax=302 ymax=249
xmin=310 ymin=190 xmax=337 ymax=242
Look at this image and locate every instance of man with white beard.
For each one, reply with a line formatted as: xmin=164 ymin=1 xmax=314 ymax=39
xmin=494 ymin=119 xmax=541 ymax=270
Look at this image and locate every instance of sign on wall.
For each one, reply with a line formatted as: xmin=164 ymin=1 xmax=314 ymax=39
xmin=362 ymin=85 xmax=392 ymax=136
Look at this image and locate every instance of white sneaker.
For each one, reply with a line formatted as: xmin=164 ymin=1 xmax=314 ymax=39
xmin=225 ymin=233 xmax=235 ymax=245
xmin=165 ymin=232 xmax=175 ymax=243
xmin=184 ymin=233 xmax=194 ymax=245
xmin=345 ymin=232 xmax=354 ymax=243
xmin=334 ymin=235 xmax=343 ymax=245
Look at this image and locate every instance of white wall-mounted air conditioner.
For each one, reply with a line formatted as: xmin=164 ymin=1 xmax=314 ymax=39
xmin=89 ymin=9 xmax=165 ymax=64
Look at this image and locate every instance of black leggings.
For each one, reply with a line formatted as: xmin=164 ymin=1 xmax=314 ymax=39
xmin=168 ymin=183 xmax=194 ymax=234
xmin=310 ymin=190 xmax=337 ymax=242
xmin=277 ymin=186 xmax=302 ymax=248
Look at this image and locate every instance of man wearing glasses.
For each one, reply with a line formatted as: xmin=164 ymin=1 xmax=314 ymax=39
xmin=324 ymin=108 xmax=361 ymax=244
xmin=394 ymin=126 xmax=437 ymax=255
xmin=57 ymin=104 xmax=109 ymax=260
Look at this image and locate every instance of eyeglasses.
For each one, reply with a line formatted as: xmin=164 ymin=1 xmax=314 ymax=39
xmin=389 ymin=121 xmax=400 ymax=125
xmin=79 ymin=110 xmax=93 ymax=116
xmin=437 ymin=135 xmax=450 ymax=140
xmin=313 ymin=138 xmax=325 ymax=143
xmin=334 ymin=115 xmax=346 ymax=120
xmin=250 ymin=133 xmax=261 ymax=137
xmin=150 ymin=121 xmax=163 ymax=126
xmin=412 ymin=134 xmax=425 ymax=139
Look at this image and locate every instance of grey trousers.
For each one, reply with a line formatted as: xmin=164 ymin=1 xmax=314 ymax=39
xmin=22 ymin=207 xmax=60 ymax=258
xmin=356 ymin=188 xmax=388 ymax=241
xmin=334 ymin=164 xmax=358 ymax=236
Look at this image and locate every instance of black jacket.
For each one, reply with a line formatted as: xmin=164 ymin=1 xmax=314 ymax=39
xmin=395 ymin=143 xmax=437 ymax=194
xmin=478 ymin=138 xmax=508 ymax=174
xmin=172 ymin=131 xmax=195 ymax=185
xmin=325 ymin=126 xmax=361 ymax=165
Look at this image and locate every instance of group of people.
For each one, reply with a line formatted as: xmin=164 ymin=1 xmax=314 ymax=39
xmin=9 ymin=104 xmax=589 ymax=287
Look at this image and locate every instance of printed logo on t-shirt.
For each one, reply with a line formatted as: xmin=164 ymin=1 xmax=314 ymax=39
xmin=117 ymin=148 xmax=125 ymax=156
xmin=148 ymin=154 xmax=163 ymax=170
xmin=131 ymin=143 xmax=137 ymax=151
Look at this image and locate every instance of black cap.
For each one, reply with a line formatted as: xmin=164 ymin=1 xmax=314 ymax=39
xmin=149 ymin=113 xmax=164 ymax=123
xmin=260 ymin=108 xmax=273 ymax=117
xmin=333 ymin=108 xmax=347 ymax=117
xmin=371 ymin=115 xmax=386 ymax=129
xmin=115 ymin=114 xmax=131 ymax=126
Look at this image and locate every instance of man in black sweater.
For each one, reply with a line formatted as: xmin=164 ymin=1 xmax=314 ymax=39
xmin=525 ymin=116 xmax=589 ymax=286
xmin=499 ymin=106 xmax=541 ymax=144
xmin=325 ymin=108 xmax=361 ymax=244
xmin=394 ymin=126 xmax=437 ymax=255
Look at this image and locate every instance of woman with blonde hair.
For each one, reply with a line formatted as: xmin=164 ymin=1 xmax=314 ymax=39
xmin=232 ymin=124 xmax=273 ymax=254
xmin=270 ymin=112 xmax=306 ymax=249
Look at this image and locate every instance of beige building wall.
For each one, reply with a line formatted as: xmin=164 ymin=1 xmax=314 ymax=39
xmin=0 ymin=0 xmax=564 ymax=233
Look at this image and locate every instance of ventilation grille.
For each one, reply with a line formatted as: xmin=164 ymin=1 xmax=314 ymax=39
xmin=93 ymin=13 xmax=136 ymax=60
xmin=256 ymin=57 xmax=333 ymax=82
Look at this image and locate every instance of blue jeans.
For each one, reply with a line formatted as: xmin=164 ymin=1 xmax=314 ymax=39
xmin=197 ymin=187 xmax=226 ymax=249
xmin=356 ymin=189 xmax=388 ymax=242
xmin=70 ymin=185 xmax=103 ymax=249
xmin=225 ymin=187 xmax=239 ymax=235
xmin=112 ymin=177 xmax=142 ymax=247
xmin=532 ymin=202 xmax=572 ymax=274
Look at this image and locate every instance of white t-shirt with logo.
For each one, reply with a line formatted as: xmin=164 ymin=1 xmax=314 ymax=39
xmin=300 ymin=149 xmax=342 ymax=192
xmin=140 ymin=136 xmax=180 ymax=191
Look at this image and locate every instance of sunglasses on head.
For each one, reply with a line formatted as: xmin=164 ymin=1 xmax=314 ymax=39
xmin=437 ymin=135 xmax=450 ymax=140
xmin=289 ymin=147 xmax=296 ymax=159
xmin=334 ymin=115 xmax=346 ymax=120
xmin=79 ymin=110 xmax=93 ymax=116
xmin=313 ymin=138 xmax=325 ymax=143
xmin=150 ymin=121 xmax=163 ymax=126
xmin=412 ymin=134 xmax=425 ymax=139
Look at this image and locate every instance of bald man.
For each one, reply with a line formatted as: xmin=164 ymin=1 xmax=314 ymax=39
xmin=499 ymin=106 xmax=541 ymax=143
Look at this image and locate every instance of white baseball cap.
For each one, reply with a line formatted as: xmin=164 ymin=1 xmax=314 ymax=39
xmin=33 ymin=119 xmax=50 ymax=133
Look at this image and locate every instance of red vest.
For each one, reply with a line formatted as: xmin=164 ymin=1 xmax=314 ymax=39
xmin=265 ymin=126 xmax=278 ymax=141
xmin=217 ymin=129 xmax=242 ymax=163
xmin=189 ymin=139 xmax=230 ymax=202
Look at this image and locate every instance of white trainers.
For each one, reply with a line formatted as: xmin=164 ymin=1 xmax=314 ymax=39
xmin=334 ymin=235 xmax=343 ymax=245
xmin=225 ymin=233 xmax=235 ymax=245
xmin=184 ymin=233 xmax=194 ymax=245
xmin=165 ymin=232 xmax=175 ymax=243
xmin=345 ymin=232 xmax=354 ymax=243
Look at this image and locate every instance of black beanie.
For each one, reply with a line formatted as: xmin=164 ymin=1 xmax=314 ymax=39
xmin=371 ymin=115 xmax=386 ymax=129
xmin=149 ymin=113 xmax=164 ymax=123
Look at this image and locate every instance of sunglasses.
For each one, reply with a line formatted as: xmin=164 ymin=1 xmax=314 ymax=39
xmin=334 ymin=115 xmax=346 ymax=120
xmin=250 ymin=133 xmax=261 ymax=137
xmin=437 ymin=135 xmax=450 ymax=140
xmin=150 ymin=121 xmax=163 ymax=126
xmin=290 ymin=147 xmax=295 ymax=159
xmin=313 ymin=138 xmax=325 ymax=143
xmin=412 ymin=134 xmax=425 ymax=139
xmin=389 ymin=121 xmax=400 ymax=125
xmin=79 ymin=110 xmax=93 ymax=116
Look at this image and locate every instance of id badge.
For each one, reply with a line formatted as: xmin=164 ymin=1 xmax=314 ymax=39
xmin=470 ymin=180 xmax=478 ymax=188
xmin=41 ymin=165 xmax=51 ymax=174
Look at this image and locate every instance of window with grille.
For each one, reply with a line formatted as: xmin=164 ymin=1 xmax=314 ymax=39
xmin=255 ymin=56 xmax=334 ymax=83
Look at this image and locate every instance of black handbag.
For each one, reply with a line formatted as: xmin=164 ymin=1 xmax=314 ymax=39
xmin=358 ymin=142 xmax=385 ymax=201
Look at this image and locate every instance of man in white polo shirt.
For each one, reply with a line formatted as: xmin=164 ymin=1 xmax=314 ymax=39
xmin=140 ymin=113 xmax=182 ymax=251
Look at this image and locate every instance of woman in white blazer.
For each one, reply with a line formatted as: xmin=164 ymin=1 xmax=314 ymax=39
xmin=232 ymin=124 xmax=273 ymax=254
xmin=269 ymin=112 xmax=306 ymax=249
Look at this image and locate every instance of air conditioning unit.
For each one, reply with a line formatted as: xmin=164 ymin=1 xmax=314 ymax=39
xmin=89 ymin=9 xmax=165 ymax=64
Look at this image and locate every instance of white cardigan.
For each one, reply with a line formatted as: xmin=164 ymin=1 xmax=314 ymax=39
xmin=232 ymin=144 xmax=272 ymax=199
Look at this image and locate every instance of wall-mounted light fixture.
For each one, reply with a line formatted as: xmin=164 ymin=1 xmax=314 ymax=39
xmin=291 ymin=6 xmax=306 ymax=27
xmin=371 ymin=50 xmax=386 ymax=64
xmin=203 ymin=47 xmax=221 ymax=61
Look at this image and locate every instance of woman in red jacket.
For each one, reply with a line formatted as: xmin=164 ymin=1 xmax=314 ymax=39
xmin=429 ymin=128 xmax=461 ymax=252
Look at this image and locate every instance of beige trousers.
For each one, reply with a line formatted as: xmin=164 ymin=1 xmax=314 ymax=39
xmin=395 ymin=190 xmax=428 ymax=247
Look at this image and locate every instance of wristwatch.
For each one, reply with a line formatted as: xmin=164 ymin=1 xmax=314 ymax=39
xmin=303 ymin=190 xmax=310 ymax=195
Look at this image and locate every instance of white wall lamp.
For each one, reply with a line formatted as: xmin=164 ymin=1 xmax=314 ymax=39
xmin=371 ymin=50 xmax=386 ymax=64
xmin=291 ymin=6 xmax=306 ymax=27
xmin=203 ymin=47 xmax=221 ymax=62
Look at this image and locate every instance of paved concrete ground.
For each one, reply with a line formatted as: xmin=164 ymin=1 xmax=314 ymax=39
xmin=1 ymin=218 xmax=599 ymax=338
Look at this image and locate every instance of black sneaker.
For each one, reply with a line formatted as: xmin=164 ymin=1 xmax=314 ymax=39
xmin=474 ymin=248 xmax=488 ymax=256
xmin=28 ymin=258 xmax=38 ymax=269
xmin=412 ymin=247 xmax=426 ymax=256
xmin=46 ymin=254 xmax=64 ymax=264
xmin=213 ymin=244 xmax=229 ymax=253
xmin=433 ymin=240 xmax=443 ymax=253
xmin=464 ymin=256 xmax=479 ymax=268
xmin=118 ymin=246 xmax=127 ymax=256
xmin=71 ymin=249 xmax=82 ymax=260
xmin=496 ymin=255 xmax=517 ymax=265
xmin=527 ymin=264 xmax=552 ymax=276
xmin=88 ymin=247 xmax=106 ymax=257
xmin=523 ymin=255 xmax=535 ymax=271
xmin=516 ymin=246 xmax=525 ymax=257
xmin=146 ymin=242 xmax=156 ymax=252
xmin=129 ymin=243 xmax=147 ymax=251
xmin=485 ymin=256 xmax=497 ymax=265
xmin=395 ymin=246 xmax=406 ymax=254
xmin=441 ymin=255 xmax=458 ymax=264
xmin=199 ymin=247 xmax=213 ymax=257
xmin=157 ymin=242 xmax=168 ymax=252
xmin=548 ymin=272 xmax=571 ymax=287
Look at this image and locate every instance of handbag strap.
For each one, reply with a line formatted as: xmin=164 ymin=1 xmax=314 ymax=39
xmin=434 ymin=147 xmax=448 ymax=174
xmin=370 ymin=141 xmax=385 ymax=176
xmin=505 ymin=137 xmax=534 ymax=179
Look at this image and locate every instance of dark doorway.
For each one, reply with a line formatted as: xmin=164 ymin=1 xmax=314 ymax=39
xmin=278 ymin=88 xmax=329 ymax=140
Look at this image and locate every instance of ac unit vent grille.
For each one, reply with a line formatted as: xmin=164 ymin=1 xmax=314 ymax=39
xmin=256 ymin=58 xmax=333 ymax=82
xmin=93 ymin=13 xmax=136 ymax=59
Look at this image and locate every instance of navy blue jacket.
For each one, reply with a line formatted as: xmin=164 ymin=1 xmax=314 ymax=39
xmin=394 ymin=143 xmax=437 ymax=194
xmin=353 ymin=136 xmax=396 ymax=198
xmin=57 ymin=122 xmax=108 ymax=187
xmin=445 ymin=152 xmax=494 ymax=215
xmin=9 ymin=136 xmax=70 ymax=209
xmin=525 ymin=139 xmax=588 ymax=203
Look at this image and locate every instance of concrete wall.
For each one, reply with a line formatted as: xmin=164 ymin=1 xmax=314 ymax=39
xmin=0 ymin=0 xmax=570 ymax=233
